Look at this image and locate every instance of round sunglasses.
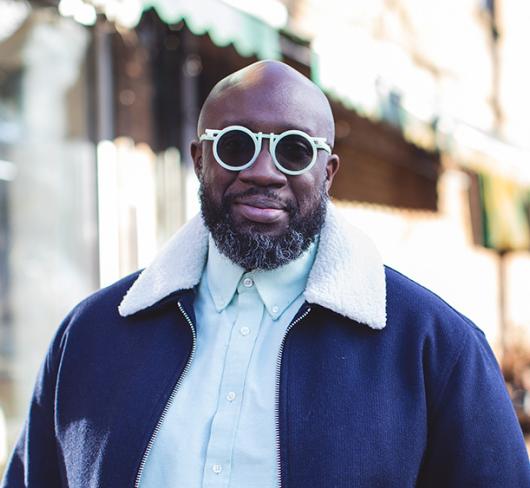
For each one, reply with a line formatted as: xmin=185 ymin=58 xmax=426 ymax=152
xmin=199 ymin=125 xmax=332 ymax=175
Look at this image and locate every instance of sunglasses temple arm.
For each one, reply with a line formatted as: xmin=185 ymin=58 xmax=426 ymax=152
xmin=199 ymin=129 xmax=221 ymax=142
xmin=316 ymin=142 xmax=332 ymax=153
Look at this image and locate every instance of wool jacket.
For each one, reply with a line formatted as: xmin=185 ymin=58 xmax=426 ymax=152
xmin=3 ymin=205 xmax=529 ymax=488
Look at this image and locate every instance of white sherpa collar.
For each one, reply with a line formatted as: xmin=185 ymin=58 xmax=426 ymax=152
xmin=118 ymin=204 xmax=387 ymax=329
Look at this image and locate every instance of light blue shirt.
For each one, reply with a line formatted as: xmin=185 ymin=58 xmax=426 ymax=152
xmin=139 ymin=236 xmax=317 ymax=487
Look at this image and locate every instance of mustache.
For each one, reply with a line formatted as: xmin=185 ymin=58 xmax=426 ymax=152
xmin=223 ymin=188 xmax=297 ymax=213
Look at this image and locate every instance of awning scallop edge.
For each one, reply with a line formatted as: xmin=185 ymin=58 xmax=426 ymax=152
xmin=115 ymin=0 xmax=281 ymax=60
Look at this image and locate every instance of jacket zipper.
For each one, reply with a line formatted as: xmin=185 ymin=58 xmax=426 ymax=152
xmin=275 ymin=306 xmax=311 ymax=488
xmin=134 ymin=301 xmax=197 ymax=488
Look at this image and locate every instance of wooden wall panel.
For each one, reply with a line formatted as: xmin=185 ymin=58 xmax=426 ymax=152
xmin=331 ymin=102 xmax=440 ymax=211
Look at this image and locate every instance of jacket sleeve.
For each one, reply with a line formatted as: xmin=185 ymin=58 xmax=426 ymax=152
xmin=1 ymin=316 xmax=71 ymax=488
xmin=417 ymin=324 xmax=530 ymax=487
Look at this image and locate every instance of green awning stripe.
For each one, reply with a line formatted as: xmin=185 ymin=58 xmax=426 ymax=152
xmin=142 ymin=0 xmax=281 ymax=60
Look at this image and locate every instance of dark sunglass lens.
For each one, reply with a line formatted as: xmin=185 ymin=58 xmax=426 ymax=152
xmin=217 ymin=130 xmax=255 ymax=167
xmin=276 ymin=134 xmax=314 ymax=171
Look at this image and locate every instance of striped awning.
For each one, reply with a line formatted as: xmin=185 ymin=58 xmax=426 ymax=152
xmin=104 ymin=0 xmax=281 ymax=60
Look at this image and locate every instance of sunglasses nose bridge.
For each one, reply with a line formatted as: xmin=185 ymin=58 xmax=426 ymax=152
xmin=238 ymin=131 xmax=269 ymax=164
xmin=239 ymin=135 xmax=286 ymax=183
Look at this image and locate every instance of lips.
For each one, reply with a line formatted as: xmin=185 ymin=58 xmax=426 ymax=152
xmin=232 ymin=196 xmax=287 ymax=224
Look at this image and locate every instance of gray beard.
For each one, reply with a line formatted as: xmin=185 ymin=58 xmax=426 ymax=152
xmin=199 ymin=184 xmax=328 ymax=271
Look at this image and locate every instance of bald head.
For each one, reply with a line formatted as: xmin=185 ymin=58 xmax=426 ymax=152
xmin=197 ymin=60 xmax=335 ymax=147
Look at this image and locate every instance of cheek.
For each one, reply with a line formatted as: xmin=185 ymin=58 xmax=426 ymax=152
xmin=291 ymin=173 xmax=324 ymax=209
xmin=201 ymin=159 xmax=236 ymax=194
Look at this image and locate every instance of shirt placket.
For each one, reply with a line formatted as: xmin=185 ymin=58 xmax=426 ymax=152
xmin=202 ymin=274 xmax=264 ymax=487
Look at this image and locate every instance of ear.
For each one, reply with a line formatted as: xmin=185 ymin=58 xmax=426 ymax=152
xmin=324 ymin=154 xmax=340 ymax=193
xmin=190 ymin=140 xmax=203 ymax=179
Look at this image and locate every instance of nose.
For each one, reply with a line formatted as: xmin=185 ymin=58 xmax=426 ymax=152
xmin=238 ymin=140 xmax=287 ymax=187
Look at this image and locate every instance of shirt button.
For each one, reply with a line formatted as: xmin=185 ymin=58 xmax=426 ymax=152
xmin=212 ymin=464 xmax=222 ymax=474
xmin=240 ymin=326 xmax=250 ymax=336
xmin=272 ymin=305 xmax=279 ymax=314
xmin=226 ymin=391 xmax=237 ymax=402
xmin=243 ymin=277 xmax=254 ymax=287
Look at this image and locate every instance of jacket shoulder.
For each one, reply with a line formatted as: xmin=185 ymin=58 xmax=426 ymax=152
xmin=383 ymin=265 xmax=494 ymax=396
xmin=384 ymin=265 xmax=482 ymax=336
xmin=383 ymin=265 xmax=504 ymax=414
xmin=54 ymin=271 xmax=143 ymax=344
xmin=65 ymin=271 xmax=141 ymax=323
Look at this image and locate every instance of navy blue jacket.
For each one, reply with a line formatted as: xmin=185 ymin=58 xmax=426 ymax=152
xmin=3 ymin=207 xmax=529 ymax=487
xmin=2 ymin=267 xmax=529 ymax=487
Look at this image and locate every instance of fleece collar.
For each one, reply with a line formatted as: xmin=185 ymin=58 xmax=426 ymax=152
xmin=118 ymin=203 xmax=387 ymax=329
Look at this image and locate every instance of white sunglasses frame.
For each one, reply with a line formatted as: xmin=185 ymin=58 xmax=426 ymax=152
xmin=199 ymin=125 xmax=332 ymax=176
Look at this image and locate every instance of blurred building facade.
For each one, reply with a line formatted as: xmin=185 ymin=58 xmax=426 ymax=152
xmin=0 ymin=2 xmax=99 ymax=465
xmin=1 ymin=0 xmax=530 ymax=462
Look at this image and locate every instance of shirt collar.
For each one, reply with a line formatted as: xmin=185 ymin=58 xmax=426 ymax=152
xmin=206 ymin=235 xmax=318 ymax=320
xmin=206 ymin=234 xmax=244 ymax=312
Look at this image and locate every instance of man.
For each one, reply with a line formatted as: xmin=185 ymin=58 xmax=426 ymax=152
xmin=2 ymin=61 xmax=529 ymax=487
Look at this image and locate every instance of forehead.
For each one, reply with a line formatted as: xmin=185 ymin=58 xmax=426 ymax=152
xmin=203 ymin=80 xmax=329 ymax=136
